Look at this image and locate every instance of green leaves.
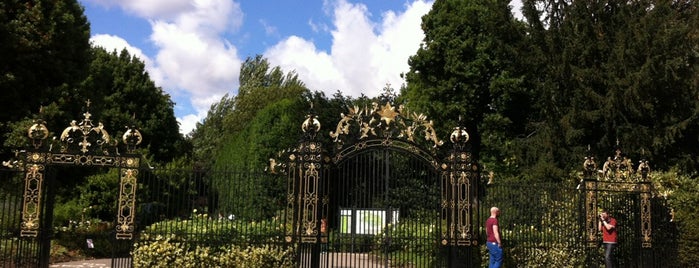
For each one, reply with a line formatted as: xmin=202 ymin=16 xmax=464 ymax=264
xmin=405 ymin=0 xmax=699 ymax=178
xmin=404 ymin=0 xmax=529 ymax=175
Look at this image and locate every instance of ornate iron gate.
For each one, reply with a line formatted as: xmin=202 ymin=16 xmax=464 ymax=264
xmin=1 ymin=102 xmax=142 ymax=267
xmin=581 ymin=145 xmax=655 ymax=267
xmin=279 ymin=102 xmax=480 ymax=267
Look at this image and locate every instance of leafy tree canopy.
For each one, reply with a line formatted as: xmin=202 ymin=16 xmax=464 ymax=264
xmin=0 ymin=0 xmax=91 ymax=152
xmin=522 ymin=0 xmax=699 ymax=174
xmin=402 ymin=0 xmax=532 ymax=177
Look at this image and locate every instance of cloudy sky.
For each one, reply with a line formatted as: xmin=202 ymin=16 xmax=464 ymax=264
xmin=80 ymin=0 xmax=523 ymax=135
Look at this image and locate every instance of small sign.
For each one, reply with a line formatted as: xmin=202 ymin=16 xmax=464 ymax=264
xmin=86 ymin=239 xmax=94 ymax=249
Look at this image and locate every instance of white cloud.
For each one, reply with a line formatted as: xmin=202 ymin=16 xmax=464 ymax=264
xmin=87 ymin=0 xmax=244 ymax=135
xmin=265 ymin=0 xmax=433 ymax=98
xmin=88 ymin=0 xmax=192 ymax=20
xmin=89 ymin=34 xmax=154 ymax=67
xmin=259 ymin=19 xmax=278 ymax=36
xmin=179 ymin=113 xmax=202 ymax=137
xmin=148 ymin=1 xmax=243 ymax=135
xmin=511 ymin=0 xmax=524 ymax=20
xmin=84 ymin=0 xmax=526 ymax=136
xmin=85 ymin=0 xmax=437 ymax=135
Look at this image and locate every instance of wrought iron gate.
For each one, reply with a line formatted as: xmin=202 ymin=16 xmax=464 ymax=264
xmin=581 ymin=145 xmax=655 ymax=267
xmin=279 ymin=102 xmax=481 ymax=267
xmin=328 ymin=142 xmax=441 ymax=267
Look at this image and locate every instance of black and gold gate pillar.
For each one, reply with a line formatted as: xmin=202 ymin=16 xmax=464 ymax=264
xmin=582 ymin=150 xmax=599 ymax=248
xmin=14 ymin=103 xmax=143 ymax=240
xmin=440 ymin=125 xmax=479 ymax=246
xmin=279 ymin=110 xmax=329 ymax=244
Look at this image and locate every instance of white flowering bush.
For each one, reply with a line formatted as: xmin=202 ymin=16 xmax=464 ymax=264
xmin=132 ymin=235 xmax=295 ymax=268
xmin=132 ymin=210 xmax=295 ymax=267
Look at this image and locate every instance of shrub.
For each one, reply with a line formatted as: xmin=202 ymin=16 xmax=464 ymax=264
xmin=372 ymin=219 xmax=437 ymax=267
xmin=52 ymin=219 xmax=115 ymax=259
xmin=131 ymin=235 xmax=296 ymax=267
xmin=132 ymin=210 xmax=294 ymax=267
xmin=651 ymin=170 xmax=699 ymax=266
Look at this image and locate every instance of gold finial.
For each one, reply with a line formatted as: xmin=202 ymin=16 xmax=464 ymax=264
xmin=85 ymin=99 xmax=91 ymax=108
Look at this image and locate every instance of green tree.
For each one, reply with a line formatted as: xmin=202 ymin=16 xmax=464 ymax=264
xmin=194 ymin=55 xmax=308 ymax=170
xmin=190 ymin=55 xmax=309 ymax=219
xmin=217 ymin=98 xmax=308 ymax=219
xmin=522 ymin=0 xmax=699 ymax=174
xmin=190 ymin=94 xmax=234 ymax=169
xmin=0 ymin=0 xmax=90 ymax=150
xmin=80 ymin=47 xmax=187 ymax=163
xmin=652 ymin=170 xmax=699 ymax=266
xmin=402 ymin=0 xmax=531 ymax=175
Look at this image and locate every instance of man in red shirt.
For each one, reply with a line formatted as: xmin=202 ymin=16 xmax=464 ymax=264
xmin=599 ymin=210 xmax=618 ymax=268
xmin=485 ymin=207 xmax=502 ymax=268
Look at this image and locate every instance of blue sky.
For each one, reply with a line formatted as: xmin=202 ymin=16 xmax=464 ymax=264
xmin=79 ymin=0 xmax=522 ymax=135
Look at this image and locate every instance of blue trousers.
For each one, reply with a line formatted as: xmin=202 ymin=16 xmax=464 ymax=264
xmin=486 ymin=242 xmax=503 ymax=268
xmin=604 ymin=243 xmax=616 ymax=268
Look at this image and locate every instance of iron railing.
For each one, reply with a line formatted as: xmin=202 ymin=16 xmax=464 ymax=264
xmin=1 ymin=168 xmax=42 ymax=267
xmin=0 ymin=167 xmax=681 ymax=267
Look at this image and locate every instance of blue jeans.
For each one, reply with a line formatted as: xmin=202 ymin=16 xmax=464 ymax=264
xmin=486 ymin=242 xmax=503 ymax=268
xmin=603 ymin=243 xmax=616 ymax=268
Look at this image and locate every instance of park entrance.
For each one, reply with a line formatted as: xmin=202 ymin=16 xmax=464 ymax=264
xmin=279 ymin=102 xmax=480 ymax=267
xmin=326 ymin=141 xmax=442 ymax=267
xmin=279 ymin=102 xmax=670 ymax=267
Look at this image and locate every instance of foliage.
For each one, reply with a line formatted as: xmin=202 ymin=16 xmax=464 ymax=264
xmin=133 ymin=211 xmax=294 ymax=267
xmin=190 ymin=94 xmax=235 ymax=169
xmin=521 ymin=0 xmax=699 ymax=174
xmin=192 ymin=55 xmax=308 ymax=171
xmin=52 ymin=219 xmax=114 ymax=260
xmin=402 ymin=0 xmax=531 ymax=167
xmin=216 ymin=98 xmax=307 ymax=171
xmin=53 ymin=199 xmax=84 ymax=228
xmin=0 ymin=171 xmax=22 ymax=235
xmin=651 ymin=170 xmax=699 ymax=266
xmin=0 ymin=0 xmax=91 ymax=150
xmin=481 ymin=180 xmax=587 ymax=267
xmin=372 ymin=218 xmax=438 ymax=267
xmin=132 ymin=236 xmax=295 ymax=268
xmin=405 ymin=0 xmax=699 ymax=181
xmin=140 ymin=210 xmax=285 ymax=245
xmin=80 ymin=47 xmax=187 ymax=163
xmin=197 ymin=56 xmax=330 ymax=220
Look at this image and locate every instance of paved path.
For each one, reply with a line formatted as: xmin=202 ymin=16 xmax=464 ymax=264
xmin=49 ymin=259 xmax=117 ymax=268
xmin=48 ymin=254 xmax=386 ymax=268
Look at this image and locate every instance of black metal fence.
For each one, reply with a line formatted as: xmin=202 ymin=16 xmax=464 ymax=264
xmin=0 ymin=167 xmax=680 ymax=267
xmin=0 ymin=167 xmax=291 ymax=267
xmin=124 ymin=168 xmax=291 ymax=267
xmin=480 ymin=182 xmax=586 ymax=267
xmin=480 ymin=181 xmax=677 ymax=268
